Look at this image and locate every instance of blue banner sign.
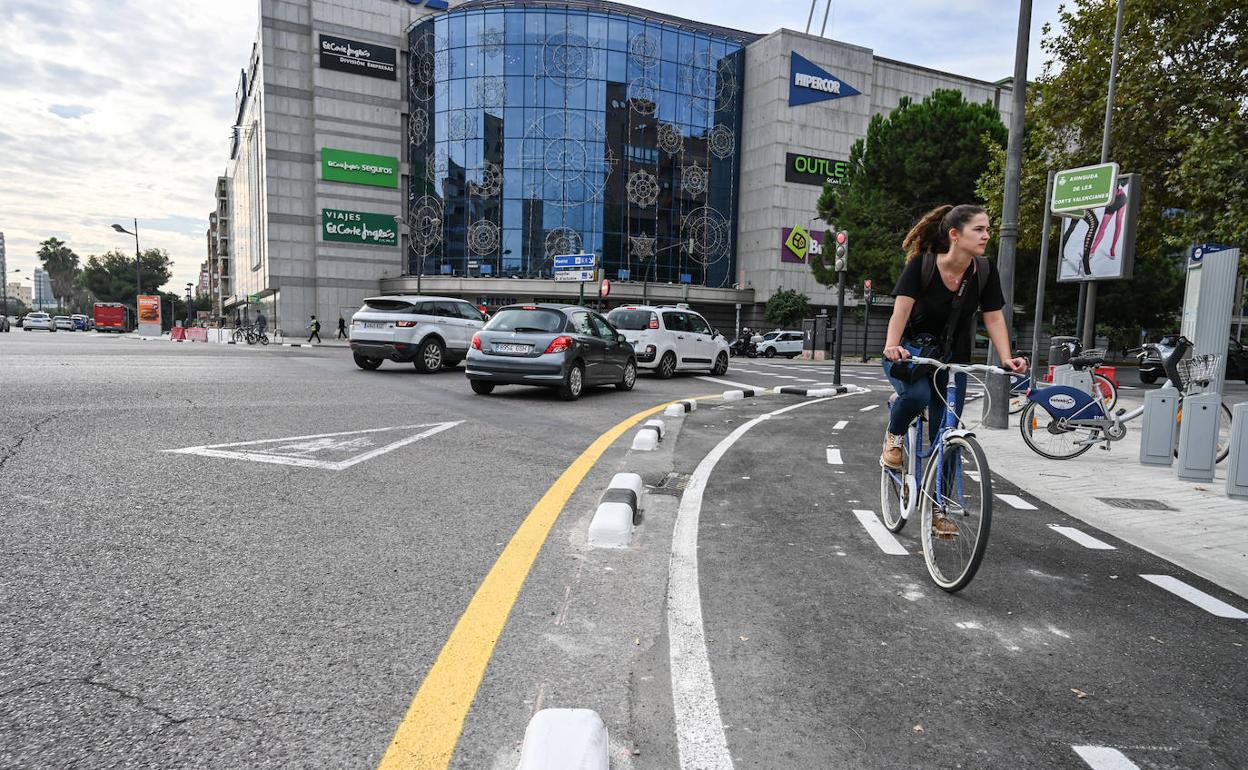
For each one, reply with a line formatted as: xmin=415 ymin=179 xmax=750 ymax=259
xmin=789 ymin=52 xmax=860 ymax=107
xmin=554 ymin=254 xmax=597 ymax=269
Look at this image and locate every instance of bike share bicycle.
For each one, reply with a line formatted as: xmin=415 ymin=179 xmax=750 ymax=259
xmin=1019 ymin=335 xmax=1232 ymax=461
xmin=880 ymin=357 xmax=1011 ymax=592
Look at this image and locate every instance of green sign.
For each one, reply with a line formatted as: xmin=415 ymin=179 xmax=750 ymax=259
xmin=321 ymin=148 xmax=398 ymax=188
xmin=248 ymin=293 xmax=261 ymax=304
xmin=785 ymin=226 xmax=811 ymax=260
xmin=322 ymin=208 xmax=398 ymax=246
xmin=1052 ymin=162 xmax=1118 ymax=213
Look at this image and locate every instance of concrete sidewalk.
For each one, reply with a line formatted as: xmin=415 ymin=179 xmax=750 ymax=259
xmin=970 ymin=394 xmax=1248 ymax=601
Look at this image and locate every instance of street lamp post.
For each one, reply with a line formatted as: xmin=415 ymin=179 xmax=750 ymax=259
xmin=111 ymin=219 xmax=142 ymax=298
xmin=185 ymin=283 xmax=193 ymax=327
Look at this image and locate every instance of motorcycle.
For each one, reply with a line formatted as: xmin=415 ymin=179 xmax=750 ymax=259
xmin=730 ymin=337 xmax=758 ymax=358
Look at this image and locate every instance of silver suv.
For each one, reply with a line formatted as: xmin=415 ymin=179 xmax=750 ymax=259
xmin=350 ymin=295 xmax=487 ymax=373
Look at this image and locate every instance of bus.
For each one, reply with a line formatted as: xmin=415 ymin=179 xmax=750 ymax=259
xmin=93 ymin=302 xmax=136 ymax=333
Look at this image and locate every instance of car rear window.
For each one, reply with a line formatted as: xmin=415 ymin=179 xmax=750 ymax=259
xmin=362 ymin=299 xmax=420 ymax=313
xmin=606 ymin=309 xmax=655 ymax=330
xmin=485 ymin=308 xmax=565 ymax=333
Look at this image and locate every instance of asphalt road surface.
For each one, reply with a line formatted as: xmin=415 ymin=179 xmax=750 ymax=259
xmin=2 ymin=334 xmax=1243 ymax=769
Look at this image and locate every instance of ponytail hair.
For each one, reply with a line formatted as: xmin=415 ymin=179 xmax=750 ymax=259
xmin=903 ymin=204 xmax=987 ymax=260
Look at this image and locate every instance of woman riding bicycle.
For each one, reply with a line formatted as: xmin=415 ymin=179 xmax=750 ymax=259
xmin=880 ymin=204 xmax=1028 ymax=469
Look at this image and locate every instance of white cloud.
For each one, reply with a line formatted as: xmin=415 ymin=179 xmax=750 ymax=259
xmin=0 ymin=0 xmax=1064 ymax=292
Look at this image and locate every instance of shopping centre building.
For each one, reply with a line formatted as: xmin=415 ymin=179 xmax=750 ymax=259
xmin=211 ymin=0 xmax=1012 ymax=329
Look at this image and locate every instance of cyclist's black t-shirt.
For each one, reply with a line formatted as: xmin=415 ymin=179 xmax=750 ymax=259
xmin=892 ymin=255 xmax=1005 ymax=363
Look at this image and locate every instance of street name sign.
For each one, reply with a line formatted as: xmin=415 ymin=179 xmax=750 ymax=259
xmin=1052 ymin=162 xmax=1119 ymax=214
xmin=555 ymin=270 xmax=595 ymax=282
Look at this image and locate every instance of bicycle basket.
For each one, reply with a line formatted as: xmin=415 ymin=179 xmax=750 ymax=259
xmin=1177 ymin=354 xmax=1220 ymax=390
xmin=1080 ymin=348 xmax=1106 ymax=360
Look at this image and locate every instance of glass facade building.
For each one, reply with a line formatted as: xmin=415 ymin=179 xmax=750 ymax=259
xmin=407 ymin=0 xmax=748 ymax=288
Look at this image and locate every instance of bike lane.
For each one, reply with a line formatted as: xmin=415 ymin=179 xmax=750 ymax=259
xmin=664 ymin=396 xmax=1247 ymax=769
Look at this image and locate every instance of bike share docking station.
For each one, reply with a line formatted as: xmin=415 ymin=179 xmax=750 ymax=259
xmin=1154 ymin=244 xmax=1242 ymax=485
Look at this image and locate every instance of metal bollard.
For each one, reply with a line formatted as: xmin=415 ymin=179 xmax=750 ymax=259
xmin=1139 ymin=386 xmax=1180 ymax=466
xmin=1225 ymin=403 xmax=1248 ymax=499
xmin=1175 ymin=392 xmax=1221 ymax=482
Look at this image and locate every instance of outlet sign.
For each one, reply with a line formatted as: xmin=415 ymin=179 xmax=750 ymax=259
xmin=319 ymin=34 xmax=396 ymax=80
xmin=322 ymin=208 xmax=398 ymax=246
xmin=789 ymin=52 xmax=860 ymax=106
xmin=322 ymin=148 xmax=398 ymax=188
xmin=786 ymin=152 xmax=850 ymax=186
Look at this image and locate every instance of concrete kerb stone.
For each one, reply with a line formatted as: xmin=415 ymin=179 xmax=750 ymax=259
xmin=588 ymin=472 xmax=644 ymax=548
xmin=664 ymin=399 xmax=698 ymax=417
xmin=772 ymin=384 xmax=869 ymax=398
xmin=516 ymin=708 xmax=609 ymax=770
xmin=631 ymin=419 xmax=665 ymax=451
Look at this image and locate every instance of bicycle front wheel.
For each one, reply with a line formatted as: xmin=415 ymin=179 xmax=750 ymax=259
xmin=1092 ymin=373 xmax=1118 ymax=412
xmin=259 ymin=334 xmax=269 ymax=346
xmin=231 ymin=328 xmax=245 ymax=344
xmin=919 ymin=435 xmax=993 ymax=592
xmin=1018 ymin=401 xmax=1096 ymax=460
xmin=1173 ymin=401 xmax=1233 ymax=463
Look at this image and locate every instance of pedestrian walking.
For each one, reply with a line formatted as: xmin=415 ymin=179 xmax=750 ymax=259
xmin=255 ymin=310 xmax=267 ymax=337
xmin=337 ymin=315 xmax=347 ymax=339
xmin=306 ymin=314 xmax=322 ymax=344
xmin=880 ymin=204 xmax=1027 ymax=476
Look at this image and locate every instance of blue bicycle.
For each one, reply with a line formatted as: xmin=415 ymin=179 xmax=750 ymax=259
xmin=879 ymin=357 xmax=1009 ymax=592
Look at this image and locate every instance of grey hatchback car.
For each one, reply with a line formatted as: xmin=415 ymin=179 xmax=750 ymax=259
xmin=465 ymin=304 xmax=637 ymax=400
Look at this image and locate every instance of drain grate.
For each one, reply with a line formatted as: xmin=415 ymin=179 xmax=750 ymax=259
xmin=1095 ymin=497 xmax=1177 ymax=511
xmin=649 ymin=472 xmax=692 ymax=497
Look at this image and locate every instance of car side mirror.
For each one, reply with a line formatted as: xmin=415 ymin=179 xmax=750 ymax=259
xmin=617 ymin=332 xmax=628 ymax=344
xmin=713 ymin=329 xmax=722 ymax=338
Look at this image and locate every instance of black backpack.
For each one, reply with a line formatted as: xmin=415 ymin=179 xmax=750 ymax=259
xmin=918 ymin=252 xmax=990 ymax=353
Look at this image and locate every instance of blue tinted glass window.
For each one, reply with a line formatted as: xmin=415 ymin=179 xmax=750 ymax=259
xmin=607 ymin=50 xmax=625 ymax=82
xmin=524 ymin=11 xmax=544 ymax=45
xmin=465 ymin=11 xmax=483 ymax=46
xmin=607 ymin=16 xmax=628 ymax=50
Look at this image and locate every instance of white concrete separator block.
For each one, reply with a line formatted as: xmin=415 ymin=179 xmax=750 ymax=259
xmin=723 ymin=390 xmax=744 ymax=401
xmin=588 ymin=502 xmax=634 ymax=548
xmin=684 ymin=399 xmax=697 ymax=411
xmin=516 ymin=708 xmax=609 ymax=770
xmin=643 ymin=418 xmax=665 ymax=439
xmin=631 ymin=429 xmax=659 ymax=451
xmin=664 ymin=403 xmax=686 ymax=417
xmin=609 ymin=472 xmax=643 ymax=500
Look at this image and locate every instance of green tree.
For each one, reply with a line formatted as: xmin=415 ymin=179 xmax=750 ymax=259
xmin=37 ymin=237 xmax=83 ymax=309
xmin=80 ymin=248 xmax=174 ymax=303
xmin=812 ymin=89 xmax=1008 ymax=293
xmin=978 ymin=0 xmax=1245 ymax=336
xmin=765 ymin=289 xmax=812 ymax=328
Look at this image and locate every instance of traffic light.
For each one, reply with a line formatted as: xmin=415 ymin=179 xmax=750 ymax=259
xmin=834 ymin=230 xmax=849 ymax=272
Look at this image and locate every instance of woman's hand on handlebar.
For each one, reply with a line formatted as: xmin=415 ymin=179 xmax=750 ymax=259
xmin=884 ymin=345 xmax=911 ymax=362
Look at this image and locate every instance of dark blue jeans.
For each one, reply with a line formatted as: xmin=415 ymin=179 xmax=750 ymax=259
xmin=882 ymin=360 xmax=968 ymax=442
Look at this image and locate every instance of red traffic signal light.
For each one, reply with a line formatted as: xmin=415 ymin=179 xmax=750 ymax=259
xmin=835 ymin=230 xmax=848 ymax=245
xmin=864 ymin=279 xmax=872 ymax=290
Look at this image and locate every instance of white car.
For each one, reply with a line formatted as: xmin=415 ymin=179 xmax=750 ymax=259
xmin=23 ymin=312 xmax=56 ymax=331
xmin=349 ymin=295 xmax=487 ymax=372
xmin=606 ymin=304 xmax=730 ymax=378
xmin=756 ymin=330 xmax=805 ymax=358
xmin=53 ymin=315 xmax=74 ymax=331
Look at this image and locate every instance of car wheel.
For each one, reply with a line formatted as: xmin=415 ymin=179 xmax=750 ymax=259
xmin=617 ymin=359 xmax=637 ymax=391
xmin=656 ymin=351 xmax=677 ymax=379
xmin=353 ymin=352 xmax=382 ymax=371
xmin=470 ymin=380 xmax=495 ymax=395
xmin=414 ymin=337 xmax=445 ymax=373
xmin=764 ymin=347 xmax=776 ymax=358
xmin=711 ymin=351 xmax=729 ymax=375
xmin=559 ymin=362 xmax=585 ymax=401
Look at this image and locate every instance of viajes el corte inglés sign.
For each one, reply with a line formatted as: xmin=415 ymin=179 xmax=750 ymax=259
xmin=785 ymin=152 xmax=850 ymax=186
xmin=318 ymin=34 xmax=396 ymax=80
xmin=789 ymin=52 xmax=860 ymax=106
xmin=321 ymin=148 xmax=399 ymax=188
xmin=322 ymin=208 xmax=397 ymax=246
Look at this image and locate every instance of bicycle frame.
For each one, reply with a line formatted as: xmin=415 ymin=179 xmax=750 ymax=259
xmin=885 ymin=370 xmax=971 ymax=521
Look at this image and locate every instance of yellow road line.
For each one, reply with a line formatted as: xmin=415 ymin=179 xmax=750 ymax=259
xmin=376 ymin=400 xmax=675 ymax=769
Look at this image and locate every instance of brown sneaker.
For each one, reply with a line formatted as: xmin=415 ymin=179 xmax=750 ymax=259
xmin=931 ymin=514 xmax=959 ymax=539
xmin=880 ymin=432 xmax=904 ymax=469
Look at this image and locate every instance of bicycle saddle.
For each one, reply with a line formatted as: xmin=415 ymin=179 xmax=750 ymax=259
xmin=1068 ymin=355 xmax=1104 ymax=369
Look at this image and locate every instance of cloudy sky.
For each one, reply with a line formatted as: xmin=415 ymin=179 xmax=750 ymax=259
xmin=0 ymin=0 xmax=1064 ymax=293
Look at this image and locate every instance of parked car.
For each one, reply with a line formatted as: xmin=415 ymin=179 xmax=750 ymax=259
xmin=756 ymin=330 xmax=804 ymax=358
xmin=605 ymin=304 xmax=730 ymax=378
xmin=71 ymin=314 xmax=89 ymax=330
xmin=466 ymin=304 xmax=636 ymax=400
xmin=53 ymin=315 xmax=74 ymax=331
xmin=23 ymin=312 xmax=56 ymax=331
xmin=349 ymin=295 xmax=487 ymax=372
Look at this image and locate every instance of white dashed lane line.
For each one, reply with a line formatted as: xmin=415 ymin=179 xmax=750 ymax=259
xmin=859 ymin=404 xmax=880 ymax=412
xmin=997 ymin=494 xmax=1038 ymax=510
xmin=826 ymin=447 xmax=842 ymax=465
xmin=1139 ymin=575 xmax=1248 ymax=619
xmin=832 ymin=420 xmax=848 ymax=430
xmin=851 ymin=510 xmax=908 ymax=555
xmin=1048 ymin=525 xmax=1116 ymax=550
xmin=1072 ymin=746 xmax=1142 ymax=769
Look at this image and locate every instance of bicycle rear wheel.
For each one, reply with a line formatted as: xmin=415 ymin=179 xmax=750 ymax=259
xmin=880 ymin=426 xmax=915 ymax=533
xmin=1018 ymin=401 xmax=1096 ymax=460
xmin=231 ymin=328 xmax=245 ymax=344
xmin=919 ymin=435 xmax=993 ymax=592
xmin=1173 ymin=400 xmax=1233 ymax=463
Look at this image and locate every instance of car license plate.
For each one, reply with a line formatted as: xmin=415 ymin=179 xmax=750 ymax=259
xmin=495 ymin=343 xmax=531 ymax=354
xmin=362 ymin=322 xmax=384 ymax=329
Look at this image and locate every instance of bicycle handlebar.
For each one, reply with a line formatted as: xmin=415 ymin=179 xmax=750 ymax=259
xmin=907 ymin=356 xmax=1010 ymax=376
